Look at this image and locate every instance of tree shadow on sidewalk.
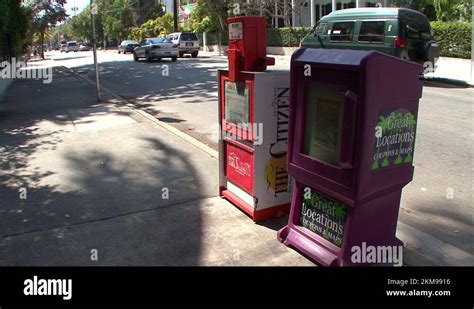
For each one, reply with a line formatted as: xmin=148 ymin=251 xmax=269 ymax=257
xmin=0 ymin=71 xmax=212 ymax=266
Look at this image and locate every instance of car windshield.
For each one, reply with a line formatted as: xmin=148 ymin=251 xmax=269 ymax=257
xmin=149 ymin=38 xmax=170 ymax=44
xmin=180 ymin=33 xmax=198 ymax=41
xmin=67 ymin=43 xmax=77 ymax=47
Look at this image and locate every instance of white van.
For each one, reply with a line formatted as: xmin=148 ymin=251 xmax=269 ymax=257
xmin=166 ymin=32 xmax=200 ymax=58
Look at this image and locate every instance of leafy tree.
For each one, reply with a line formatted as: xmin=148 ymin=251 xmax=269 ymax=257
xmin=391 ymin=0 xmax=472 ymax=22
xmin=101 ymin=0 xmax=134 ymax=43
xmin=189 ymin=0 xmax=221 ymax=33
xmin=70 ymin=6 xmax=93 ymax=42
xmin=433 ymin=0 xmax=472 ymax=22
xmin=130 ymin=0 xmax=165 ymax=26
xmin=0 ymin=0 xmax=31 ymax=61
xmin=130 ymin=13 xmax=176 ymax=41
xmin=28 ymin=0 xmax=68 ymax=59
xmin=195 ymin=0 xmax=232 ymax=33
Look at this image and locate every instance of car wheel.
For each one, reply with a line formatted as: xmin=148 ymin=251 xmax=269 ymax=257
xmin=118 ymin=50 xmax=121 ymax=54
xmin=172 ymin=57 xmax=177 ymax=62
xmin=179 ymin=52 xmax=184 ymax=58
xmin=192 ymin=51 xmax=198 ymax=58
xmin=133 ymin=52 xmax=139 ymax=62
xmin=146 ymin=51 xmax=153 ymax=62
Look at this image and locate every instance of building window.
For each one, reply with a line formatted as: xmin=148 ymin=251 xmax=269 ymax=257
xmin=358 ymin=21 xmax=385 ymax=43
xmin=330 ymin=22 xmax=355 ymax=42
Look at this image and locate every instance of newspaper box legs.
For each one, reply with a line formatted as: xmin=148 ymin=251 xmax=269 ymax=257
xmin=278 ymin=48 xmax=423 ymax=266
xmin=218 ymin=16 xmax=291 ymax=222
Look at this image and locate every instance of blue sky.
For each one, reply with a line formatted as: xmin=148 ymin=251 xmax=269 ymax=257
xmin=65 ymin=0 xmax=89 ymax=16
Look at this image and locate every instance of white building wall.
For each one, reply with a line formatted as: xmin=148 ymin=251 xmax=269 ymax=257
xmin=291 ymin=0 xmax=388 ymax=27
xmin=161 ymin=0 xmax=174 ymax=13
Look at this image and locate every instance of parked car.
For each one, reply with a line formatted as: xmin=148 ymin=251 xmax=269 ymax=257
xmin=300 ymin=8 xmax=440 ymax=70
xmin=118 ymin=40 xmax=140 ymax=54
xmin=79 ymin=43 xmax=92 ymax=51
xmin=60 ymin=44 xmax=67 ymax=53
xmin=166 ymin=32 xmax=200 ymax=58
xmin=133 ymin=38 xmax=179 ymax=62
xmin=65 ymin=41 xmax=79 ymax=53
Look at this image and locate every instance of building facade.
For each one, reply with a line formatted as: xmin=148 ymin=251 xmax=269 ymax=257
xmin=285 ymin=0 xmax=391 ymax=27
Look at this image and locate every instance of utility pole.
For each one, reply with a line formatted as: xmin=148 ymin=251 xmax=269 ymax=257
xmin=173 ymin=0 xmax=178 ymax=32
xmin=90 ymin=0 xmax=101 ymax=101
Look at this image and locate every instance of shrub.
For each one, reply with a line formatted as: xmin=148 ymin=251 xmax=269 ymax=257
xmin=431 ymin=22 xmax=471 ymax=59
xmin=267 ymin=27 xmax=312 ymax=47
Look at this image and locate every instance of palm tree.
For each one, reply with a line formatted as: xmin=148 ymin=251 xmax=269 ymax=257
xmin=334 ymin=204 xmax=346 ymax=221
xmin=404 ymin=113 xmax=417 ymax=163
xmin=394 ymin=112 xmax=405 ymax=164
xmin=381 ymin=112 xmax=397 ymax=168
xmin=322 ymin=227 xmax=330 ymax=240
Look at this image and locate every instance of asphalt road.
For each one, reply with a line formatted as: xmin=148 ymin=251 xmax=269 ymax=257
xmin=44 ymin=50 xmax=473 ymax=259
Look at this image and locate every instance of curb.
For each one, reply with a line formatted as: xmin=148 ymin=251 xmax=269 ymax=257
xmin=421 ymin=76 xmax=474 ymax=88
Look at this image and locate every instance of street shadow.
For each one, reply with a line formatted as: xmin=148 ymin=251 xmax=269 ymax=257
xmin=72 ymin=57 xmax=224 ymax=109
xmin=0 ymin=70 xmax=207 ymax=266
xmin=158 ymin=117 xmax=185 ymax=124
xmin=53 ymin=55 xmax=89 ymax=61
xmin=421 ymin=79 xmax=471 ymax=89
xmin=256 ymin=214 xmax=290 ymax=232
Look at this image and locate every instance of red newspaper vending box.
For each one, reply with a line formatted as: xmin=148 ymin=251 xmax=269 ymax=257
xmin=218 ymin=16 xmax=290 ymax=222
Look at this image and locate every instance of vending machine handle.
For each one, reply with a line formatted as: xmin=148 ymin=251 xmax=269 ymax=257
xmin=339 ymin=90 xmax=357 ymax=169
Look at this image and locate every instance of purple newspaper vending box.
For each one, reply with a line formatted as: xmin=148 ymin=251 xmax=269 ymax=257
xmin=278 ymin=48 xmax=423 ymax=266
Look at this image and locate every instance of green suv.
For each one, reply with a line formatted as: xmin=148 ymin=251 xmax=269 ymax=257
xmin=301 ymin=8 xmax=440 ymax=71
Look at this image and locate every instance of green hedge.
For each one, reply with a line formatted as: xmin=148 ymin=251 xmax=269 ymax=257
xmin=203 ymin=22 xmax=471 ymax=59
xmin=204 ymin=32 xmax=228 ymax=46
xmin=202 ymin=27 xmax=312 ymax=47
xmin=431 ymin=22 xmax=471 ymax=59
xmin=267 ymin=27 xmax=312 ymax=47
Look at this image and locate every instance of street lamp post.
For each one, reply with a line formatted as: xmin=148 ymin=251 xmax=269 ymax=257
xmin=90 ymin=0 xmax=101 ymax=101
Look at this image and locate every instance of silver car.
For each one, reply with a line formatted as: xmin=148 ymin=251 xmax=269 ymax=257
xmin=133 ymin=38 xmax=179 ymax=62
xmin=65 ymin=41 xmax=79 ymax=53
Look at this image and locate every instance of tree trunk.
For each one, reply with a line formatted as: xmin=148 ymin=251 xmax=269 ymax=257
xmin=41 ymin=31 xmax=45 ymax=59
xmin=7 ymin=34 xmax=13 ymax=61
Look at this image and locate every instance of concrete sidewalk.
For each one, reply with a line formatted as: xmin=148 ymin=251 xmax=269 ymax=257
xmin=424 ymin=57 xmax=473 ymax=86
xmin=0 ymin=66 xmax=313 ymax=266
